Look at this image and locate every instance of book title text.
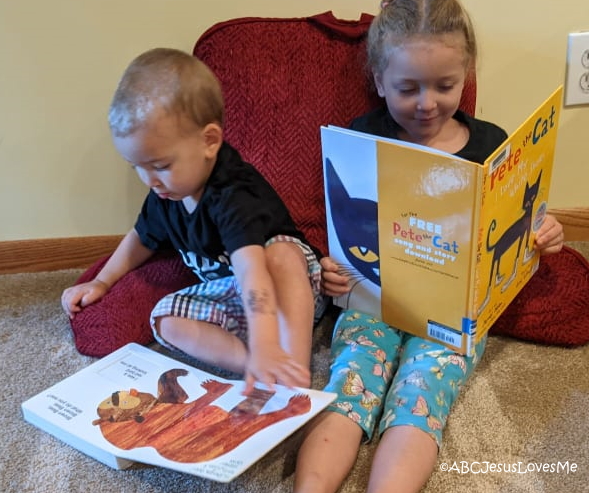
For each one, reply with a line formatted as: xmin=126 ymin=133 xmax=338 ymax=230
xmin=391 ymin=215 xmax=459 ymax=264
xmin=490 ymin=104 xmax=557 ymax=191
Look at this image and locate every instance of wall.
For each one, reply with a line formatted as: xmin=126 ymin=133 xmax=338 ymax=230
xmin=1 ymin=0 xmax=587 ymax=241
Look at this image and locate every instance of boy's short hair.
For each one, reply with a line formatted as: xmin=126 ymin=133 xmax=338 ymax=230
xmin=109 ymin=48 xmax=224 ymax=137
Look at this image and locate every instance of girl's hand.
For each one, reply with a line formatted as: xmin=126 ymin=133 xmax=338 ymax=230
xmin=320 ymin=257 xmax=350 ymax=297
xmin=534 ymin=213 xmax=564 ymax=255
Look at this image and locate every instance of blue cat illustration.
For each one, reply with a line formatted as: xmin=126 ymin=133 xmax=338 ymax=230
xmin=478 ymin=170 xmax=542 ymax=313
xmin=324 ymin=158 xmax=380 ymax=290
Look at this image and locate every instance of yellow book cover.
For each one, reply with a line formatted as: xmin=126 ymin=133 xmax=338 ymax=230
xmin=321 ymin=86 xmax=562 ymax=355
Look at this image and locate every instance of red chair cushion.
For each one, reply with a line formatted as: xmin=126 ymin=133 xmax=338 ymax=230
xmin=490 ymin=245 xmax=589 ymax=347
xmin=70 ymin=251 xmax=198 ymax=357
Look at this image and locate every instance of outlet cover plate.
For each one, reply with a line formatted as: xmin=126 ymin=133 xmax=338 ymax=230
xmin=565 ymin=31 xmax=589 ymax=107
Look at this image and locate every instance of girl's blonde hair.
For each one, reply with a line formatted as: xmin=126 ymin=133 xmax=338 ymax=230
xmin=109 ymin=48 xmax=224 ymax=137
xmin=368 ymin=0 xmax=477 ymax=75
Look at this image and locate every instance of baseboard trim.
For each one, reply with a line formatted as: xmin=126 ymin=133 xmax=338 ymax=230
xmin=0 ymin=235 xmax=123 ymax=274
xmin=1 ymin=207 xmax=588 ymax=274
xmin=548 ymin=207 xmax=589 ymax=242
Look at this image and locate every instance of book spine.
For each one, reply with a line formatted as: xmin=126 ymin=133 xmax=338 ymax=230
xmin=464 ymin=163 xmax=486 ymax=353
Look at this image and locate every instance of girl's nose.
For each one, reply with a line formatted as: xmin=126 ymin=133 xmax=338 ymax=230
xmin=417 ymin=90 xmax=436 ymax=111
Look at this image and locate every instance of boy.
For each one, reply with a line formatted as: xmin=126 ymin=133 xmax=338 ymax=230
xmin=61 ymin=48 xmax=322 ymax=394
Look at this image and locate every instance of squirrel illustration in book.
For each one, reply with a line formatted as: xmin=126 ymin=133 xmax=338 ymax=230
xmin=92 ymin=369 xmax=310 ymax=463
xmin=478 ymin=170 xmax=543 ymax=312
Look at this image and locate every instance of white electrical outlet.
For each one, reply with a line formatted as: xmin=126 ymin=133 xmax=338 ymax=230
xmin=564 ymin=31 xmax=589 ymax=106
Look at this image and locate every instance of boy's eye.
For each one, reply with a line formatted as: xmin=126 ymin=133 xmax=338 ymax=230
xmin=153 ymin=164 xmax=171 ymax=171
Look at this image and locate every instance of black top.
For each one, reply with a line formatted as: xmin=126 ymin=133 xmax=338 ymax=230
xmin=134 ymin=142 xmax=309 ymax=282
xmin=350 ymin=107 xmax=508 ymax=164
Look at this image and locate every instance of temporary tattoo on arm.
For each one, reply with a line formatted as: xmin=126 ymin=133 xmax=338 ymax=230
xmin=247 ymin=289 xmax=276 ymax=315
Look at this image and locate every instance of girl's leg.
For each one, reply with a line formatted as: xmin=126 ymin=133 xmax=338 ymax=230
xmin=367 ymin=425 xmax=437 ymax=493
xmin=367 ymin=335 xmax=487 ymax=493
xmin=294 ymin=411 xmax=363 ymax=493
xmin=295 ymin=310 xmax=402 ymax=492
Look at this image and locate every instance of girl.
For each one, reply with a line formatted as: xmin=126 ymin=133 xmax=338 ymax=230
xmin=294 ymin=1 xmax=564 ymax=492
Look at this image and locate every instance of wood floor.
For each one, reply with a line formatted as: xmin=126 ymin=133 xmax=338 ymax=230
xmin=1 ymin=207 xmax=588 ymax=274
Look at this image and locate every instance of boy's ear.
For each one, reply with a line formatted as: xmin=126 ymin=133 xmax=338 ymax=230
xmin=202 ymin=123 xmax=223 ymax=158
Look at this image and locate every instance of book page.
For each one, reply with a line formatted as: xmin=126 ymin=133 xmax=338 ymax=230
xmin=22 ymin=343 xmax=336 ymax=482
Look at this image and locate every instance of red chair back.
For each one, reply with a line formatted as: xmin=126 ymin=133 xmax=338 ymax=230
xmin=194 ymin=12 xmax=476 ymax=255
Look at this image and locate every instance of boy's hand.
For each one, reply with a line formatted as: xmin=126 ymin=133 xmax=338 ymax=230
xmin=61 ymin=279 xmax=109 ymax=318
xmin=320 ymin=256 xmax=350 ymax=297
xmin=534 ymin=213 xmax=564 ymax=255
xmin=243 ymin=345 xmax=311 ymax=395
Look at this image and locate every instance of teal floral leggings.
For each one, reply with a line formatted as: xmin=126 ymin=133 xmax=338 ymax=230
xmin=324 ymin=309 xmax=486 ymax=447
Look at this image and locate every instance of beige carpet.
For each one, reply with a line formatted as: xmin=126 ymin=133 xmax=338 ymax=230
xmin=2 ymin=242 xmax=588 ymax=493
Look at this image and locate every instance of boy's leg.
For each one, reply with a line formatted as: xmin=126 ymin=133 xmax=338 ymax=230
xmin=156 ymin=317 xmax=247 ymax=373
xmin=264 ymin=237 xmax=322 ymax=369
xmin=151 ymin=278 xmax=249 ymax=374
xmin=151 ymin=236 xmax=320 ymax=376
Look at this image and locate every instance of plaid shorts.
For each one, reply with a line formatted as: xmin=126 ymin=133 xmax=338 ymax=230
xmin=151 ymin=235 xmax=323 ymax=349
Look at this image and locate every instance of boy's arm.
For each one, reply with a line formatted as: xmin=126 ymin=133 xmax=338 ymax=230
xmin=61 ymin=228 xmax=155 ymax=317
xmin=93 ymin=228 xmax=155 ymax=288
xmin=230 ymin=244 xmax=308 ymax=394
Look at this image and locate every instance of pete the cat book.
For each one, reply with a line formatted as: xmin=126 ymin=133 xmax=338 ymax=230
xmin=21 ymin=343 xmax=336 ymax=482
xmin=321 ymin=86 xmax=563 ymax=356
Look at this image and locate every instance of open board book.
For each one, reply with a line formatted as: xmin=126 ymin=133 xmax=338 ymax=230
xmin=322 ymin=86 xmax=563 ymax=356
xmin=21 ymin=343 xmax=336 ymax=482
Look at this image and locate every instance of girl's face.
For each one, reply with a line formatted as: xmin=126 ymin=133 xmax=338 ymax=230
xmin=374 ymin=33 xmax=469 ymax=148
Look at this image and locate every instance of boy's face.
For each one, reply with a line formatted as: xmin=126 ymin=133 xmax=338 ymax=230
xmin=374 ymin=33 xmax=467 ymax=146
xmin=112 ymin=111 xmax=221 ymax=205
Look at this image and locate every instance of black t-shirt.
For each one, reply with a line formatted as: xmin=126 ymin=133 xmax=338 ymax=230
xmin=350 ymin=107 xmax=508 ymax=164
xmin=134 ymin=142 xmax=308 ymax=282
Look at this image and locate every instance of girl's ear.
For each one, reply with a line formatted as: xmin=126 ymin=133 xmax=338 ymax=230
xmin=202 ymin=123 xmax=223 ymax=158
xmin=373 ymin=72 xmax=386 ymax=98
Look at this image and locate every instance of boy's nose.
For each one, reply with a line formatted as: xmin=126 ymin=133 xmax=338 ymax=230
xmin=147 ymin=176 xmax=160 ymax=187
xmin=142 ymin=172 xmax=161 ymax=188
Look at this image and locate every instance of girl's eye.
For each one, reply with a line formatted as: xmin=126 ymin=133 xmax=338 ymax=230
xmin=153 ymin=164 xmax=171 ymax=171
